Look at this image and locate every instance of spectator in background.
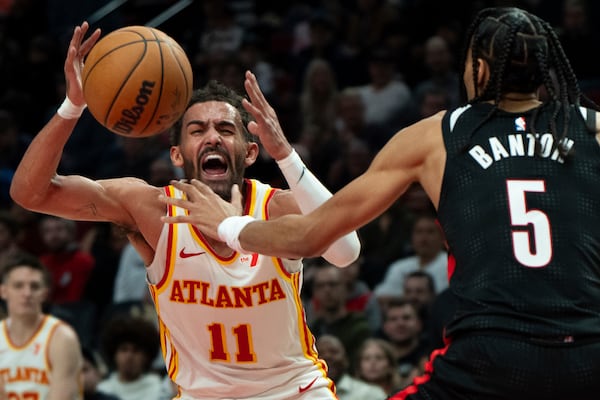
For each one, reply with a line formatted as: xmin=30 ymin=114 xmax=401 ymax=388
xmin=345 ymin=0 xmax=399 ymax=58
xmin=292 ymin=9 xmax=364 ymax=91
xmin=38 ymin=215 xmax=95 ymax=304
xmin=357 ymin=197 xmax=414 ymax=289
xmin=307 ymin=257 xmax=382 ymax=334
xmin=413 ymin=35 xmax=460 ymax=111
xmin=374 ymin=213 xmax=447 ymax=311
xmin=327 ymin=137 xmax=373 ymax=192
xmin=0 ymin=110 xmax=30 ymax=208
xmin=194 ymin=0 xmax=244 ymax=82
xmin=0 ymin=210 xmax=22 ymax=267
xmin=316 ymin=334 xmax=387 ymax=400
xmin=356 ymin=46 xmax=412 ymax=150
xmin=309 ymin=263 xmax=372 ymax=365
xmin=299 ymin=58 xmax=338 ymax=134
xmin=82 ymin=346 xmax=122 ymax=400
xmin=98 ymin=315 xmax=162 ymax=400
xmin=238 ymin=32 xmax=275 ymax=101
xmin=355 ymin=338 xmax=404 ymax=396
xmin=112 ymin=242 xmax=149 ymax=305
xmin=402 ymin=270 xmax=437 ymax=316
xmin=376 ymin=299 xmax=429 ymax=383
xmin=556 ymin=0 xmax=600 ymax=82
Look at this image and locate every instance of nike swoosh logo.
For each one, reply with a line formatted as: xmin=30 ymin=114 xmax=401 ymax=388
xmin=298 ymin=376 xmax=318 ymax=393
xmin=179 ymin=248 xmax=206 ymax=258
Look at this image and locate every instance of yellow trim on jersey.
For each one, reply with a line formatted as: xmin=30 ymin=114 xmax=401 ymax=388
xmin=153 ymin=186 xmax=180 ymax=295
xmin=246 ymin=179 xmax=258 ymax=216
xmin=2 ymin=315 xmax=49 ymax=350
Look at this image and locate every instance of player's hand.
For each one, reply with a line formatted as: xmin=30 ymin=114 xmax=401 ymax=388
xmin=242 ymin=70 xmax=293 ymax=161
xmin=159 ymin=179 xmax=243 ymax=241
xmin=64 ymin=21 xmax=101 ymax=107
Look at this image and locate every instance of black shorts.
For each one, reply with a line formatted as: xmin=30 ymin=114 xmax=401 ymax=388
xmin=389 ymin=332 xmax=600 ymax=400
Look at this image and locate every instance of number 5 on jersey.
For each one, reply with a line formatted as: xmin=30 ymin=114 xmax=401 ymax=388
xmin=506 ymin=179 xmax=552 ymax=268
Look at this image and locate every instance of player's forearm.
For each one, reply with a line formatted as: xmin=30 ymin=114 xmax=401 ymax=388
xmin=10 ymin=114 xmax=77 ymax=209
xmin=238 ymin=214 xmax=328 ymax=259
xmin=277 ymin=150 xmax=361 ymax=266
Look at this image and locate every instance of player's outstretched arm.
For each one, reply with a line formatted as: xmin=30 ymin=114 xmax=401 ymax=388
xmin=241 ymin=70 xmax=361 ymax=266
xmin=9 ymin=23 xmax=143 ymax=227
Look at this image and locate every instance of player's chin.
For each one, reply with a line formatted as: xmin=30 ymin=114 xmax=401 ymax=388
xmin=202 ymin=179 xmax=233 ymax=201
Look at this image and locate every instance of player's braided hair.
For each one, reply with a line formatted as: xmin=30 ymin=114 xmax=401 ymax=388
xmin=459 ymin=7 xmax=599 ymax=158
xmin=169 ymin=80 xmax=254 ymax=146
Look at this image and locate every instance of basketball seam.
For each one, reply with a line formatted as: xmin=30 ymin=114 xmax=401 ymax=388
xmin=139 ymin=27 xmax=164 ymax=135
xmin=169 ymin=44 xmax=192 ymax=111
xmin=105 ymin=31 xmax=150 ymax=127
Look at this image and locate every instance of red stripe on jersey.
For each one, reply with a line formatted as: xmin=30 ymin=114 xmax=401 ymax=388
xmin=388 ymin=342 xmax=451 ymax=399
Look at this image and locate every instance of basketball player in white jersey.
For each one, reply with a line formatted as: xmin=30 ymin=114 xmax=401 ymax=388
xmin=0 ymin=253 xmax=83 ymax=400
xmin=10 ymin=22 xmax=361 ymax=399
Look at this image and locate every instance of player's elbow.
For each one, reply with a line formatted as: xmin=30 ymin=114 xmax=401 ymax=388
xmin=9 ymin=179 xmax=33 ymax=209
xmin=10 ymin=177 xmax=48 ymax=212
xmin=321 ymin=235 xmax=361 ymax=268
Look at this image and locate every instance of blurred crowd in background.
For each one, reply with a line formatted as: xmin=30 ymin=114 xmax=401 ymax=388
xmin=1 ymin=0 xmax=600 ymax=399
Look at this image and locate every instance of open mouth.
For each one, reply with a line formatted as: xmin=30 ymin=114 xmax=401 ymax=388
xmin=200 ymin=152 xmax=229 ymax=178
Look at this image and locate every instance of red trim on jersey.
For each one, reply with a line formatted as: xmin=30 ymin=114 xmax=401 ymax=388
xmin=190 ymin=224 xmax=238 ymax=262
xmin=447 ymin=253 xmax=456 ymax=280
xmin=243 ymin=178 xmax=253 ymax=215
xmin=388 ymin=342 xmax=451 ymax=399
xmin=156 ymin=187 xmax=176 ymax=289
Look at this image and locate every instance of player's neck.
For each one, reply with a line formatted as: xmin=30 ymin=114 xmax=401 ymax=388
xmin=6 ymin=313 xmax=45 ymax=345
xmin=495 ymin=93 xmax=542 ymax=112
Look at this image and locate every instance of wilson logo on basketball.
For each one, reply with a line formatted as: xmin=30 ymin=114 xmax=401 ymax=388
xmin=112 ymin=80 xmax=156 ymax=135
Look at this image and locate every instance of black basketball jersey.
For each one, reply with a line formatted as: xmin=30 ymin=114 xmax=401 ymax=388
xmin=438 ymin=102 xmax=600 ymax=338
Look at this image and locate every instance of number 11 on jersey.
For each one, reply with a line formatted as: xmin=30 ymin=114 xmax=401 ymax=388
xmin=208 ymin=323 xmax=257 ymax=363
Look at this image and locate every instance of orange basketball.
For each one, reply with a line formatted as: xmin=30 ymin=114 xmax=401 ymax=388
xmin=82 ymin=26 xmax=193 ymax=137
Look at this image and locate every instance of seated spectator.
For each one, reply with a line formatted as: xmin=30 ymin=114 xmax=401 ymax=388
xmin=376 ymin=299 xmax=429 ymax=381
xmin=374 ymin=213 xmax=448 ymax=312
xmin=98 ymin=316 xmax=162 ymax=400
xmin=0 ymin=211 xmax=23 ymax=267
xmin=38 ymin=215 xmax=95 ymax=304
xmin=307 ymin=257 xmax=382 ymax=333
xmin=316 ymin=334 xmax=387 ymax=400
xmin=82 ymin=346 xmax=122 ymax=400
xmin=355 ymin=338 xmax=405 ymax=395
xmin=402 ymin=270 xmax=437 ymax=335
xmin=309 ymin=263 xmax=372 ymax=364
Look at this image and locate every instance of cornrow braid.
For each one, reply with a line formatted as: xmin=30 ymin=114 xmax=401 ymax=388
xmin=460 ymin=7 xmax=600 ymax=159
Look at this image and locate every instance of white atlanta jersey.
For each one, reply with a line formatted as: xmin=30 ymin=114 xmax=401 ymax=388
xmin=147 ymin=179 xmax=335 ymax=400
xmin=0 ymin=315 xmax=62 ymax=400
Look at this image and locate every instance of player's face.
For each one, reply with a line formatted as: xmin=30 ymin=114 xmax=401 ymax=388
xmin=0 ymin=266 xmax=48 ymax=317
xmin=171 ymin=101 xmax=258 ymax=201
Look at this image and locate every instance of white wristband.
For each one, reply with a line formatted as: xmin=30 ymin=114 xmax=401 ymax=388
xmin=57 ymin=97 xmax=87 ymax=119
xmin=217 ymin=215 xmax=255 ymax=254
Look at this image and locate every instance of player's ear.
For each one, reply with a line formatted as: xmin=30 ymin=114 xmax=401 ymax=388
xmin=170 ymin=146 xmax=183 ymax=167
xmin=244 ymin=142 xmax=259 ymax=167
xmin=476 ymin=58 xmax=490 ymax=89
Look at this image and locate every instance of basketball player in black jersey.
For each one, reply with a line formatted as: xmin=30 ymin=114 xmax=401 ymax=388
xmin=161 ymin=6 xmax=600 ymax=400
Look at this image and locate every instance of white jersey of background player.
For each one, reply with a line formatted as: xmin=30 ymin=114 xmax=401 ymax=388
xmin=0 ymin=254 xmax=83 ymax=400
